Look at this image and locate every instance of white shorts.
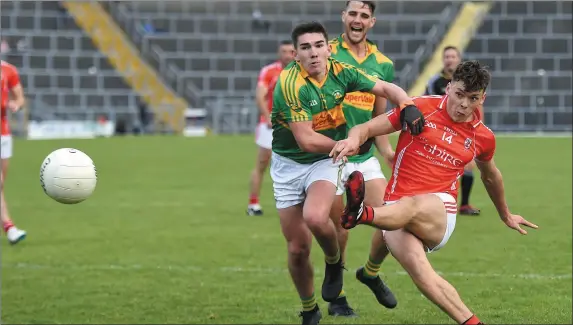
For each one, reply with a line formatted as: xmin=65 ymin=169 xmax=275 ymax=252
xmin=336 ymin=156 xmax=385 ymax=195
xmin=270 ymin=152 xmax=342 ymax=209
xmin=384 ymin=192 xmax=457 ymax=253
xmin=255 ymin=122 xmax=273 ymax=150
xmin=0 ymin=135 xmax=13 ymax=159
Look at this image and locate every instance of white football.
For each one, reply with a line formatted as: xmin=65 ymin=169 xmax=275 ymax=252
xmin=39 ymin=148 xmax=98 ymax=204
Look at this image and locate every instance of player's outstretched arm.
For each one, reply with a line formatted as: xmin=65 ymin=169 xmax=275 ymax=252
xmin=369 ymin=79 xmax=413 ymax=109
xmin=329 ymin=113 xmax=397 ymax=162
xmin=475 ymin=158 xmax=538 ymax=235
xmin=290 ymin=121 xmax=337 ymax=154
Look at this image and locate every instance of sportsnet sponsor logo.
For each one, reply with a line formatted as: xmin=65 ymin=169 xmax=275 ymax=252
xmin=419 ymin=143 xmax=463 ymax=167
xmin=344 ymin=92 xmax=375 ymax=109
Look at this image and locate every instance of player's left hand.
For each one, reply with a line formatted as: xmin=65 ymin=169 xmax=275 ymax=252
xmin=503 ymin=214 xmax=538 ymax=235
xmin=7 ymin=100 xmax=21 ymax=112
xmin=400 ymin=105 xmax=425 ymax=135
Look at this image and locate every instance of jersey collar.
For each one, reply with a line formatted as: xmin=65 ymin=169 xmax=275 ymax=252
xmin=338 ymin=34 xmax=376 ymax=64
xmin=298 ymin=59 xmax=332 ymax=88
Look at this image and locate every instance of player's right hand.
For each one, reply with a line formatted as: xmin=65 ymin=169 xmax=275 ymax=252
xmin=400 ymin=105 xmax=425 ymax=135
xmin=264 ymin=115 xmax=272 ymax=128
xmin=329 ymin=137 xmax=360 ymax=163
xmin=7 ymin=100 xmax=21 ymax=112
xmin=503 ymin=213 xmax=539 ymax=235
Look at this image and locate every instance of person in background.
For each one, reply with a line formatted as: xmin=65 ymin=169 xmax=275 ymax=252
xmin=246 ymin=40 xmax=294 ymax=216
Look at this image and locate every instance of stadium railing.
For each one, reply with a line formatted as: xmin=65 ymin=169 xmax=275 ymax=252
xmin=208 ymin=96 xmax=258 ymax=135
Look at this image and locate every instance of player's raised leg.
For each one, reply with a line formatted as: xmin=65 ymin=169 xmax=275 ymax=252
xmin=342 ymin=171 xmax=448 ymax=244
xmin=459 ymin=161 xmax=480 ymax=216
xmin=384 ymin=229 xmax=483 ymax=324
xmin=278 ymin=204 xmax=322 ymax=325
xmin=344 ymin=172 xmax=482 ymax=324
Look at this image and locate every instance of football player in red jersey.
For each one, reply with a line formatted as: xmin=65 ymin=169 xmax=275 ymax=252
xmin=425 ymin=46 xmax=481 ymax=216
xmin=247 ymin=40 xmax=295 ymax=216
xmin=330 ymin=61 xmax=537 ymax=325
xmin=1 ymin=60 xmax=27 ymax=244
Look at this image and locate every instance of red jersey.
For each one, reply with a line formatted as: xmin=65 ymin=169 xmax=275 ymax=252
xmin=384 ymin=95 xmax=496 ymax=202
xmin=257 ymin=61 xmax=283 ymax=122
xmin=1 ymin=61 xmax=21 ymax=136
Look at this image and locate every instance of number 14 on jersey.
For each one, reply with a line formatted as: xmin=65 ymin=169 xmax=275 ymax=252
xmin=441 ymin=132 xmax=453 ymax=144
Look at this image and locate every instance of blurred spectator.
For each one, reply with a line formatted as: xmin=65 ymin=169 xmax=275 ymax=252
xmin=136 ymin=96 xmax=153 ymax=133
xmin=0 ymin=38 xmax=11 ymax=54
xmin=251 ymin=9 xmax=270 ymax=32
xmin=16 ymin=39 xmax=28 ymax=52
xmin=56 ymin=1 xmax=72 ymax=29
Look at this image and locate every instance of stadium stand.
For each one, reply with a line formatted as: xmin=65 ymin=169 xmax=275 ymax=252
xmin=63 ymin=1 xmax=189 ymax=133
xmin=107 ymin=1 xmax=459 ymax=106
xmin=2 ymin=1 xmax=570 ymax=134
xmin=0 ymin=1 xmax=137 ymax=125
xmin=464 ymin=1 xmax=572 ymax=132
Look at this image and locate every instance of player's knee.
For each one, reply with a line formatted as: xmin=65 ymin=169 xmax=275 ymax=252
xmin=258 ymin=158 xmax=270 ymax=172
xmin=398 ymin=196 xmax=420 ymax=218
xmin=303 ymin=210 xmax=331 ymax=231
xmin=287 ymin=240 xmax=311 ymax=264
xmin=255 ymin=163 xmax=267 ymax=174
xmin=404 ymin=255 xmax=438 ymax=288
xmin=257 ymin=150 xmax=271 ymax=170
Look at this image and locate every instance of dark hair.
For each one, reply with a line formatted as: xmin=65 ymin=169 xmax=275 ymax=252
xmin=291 ymin=21 xmax=328 ymax=48
xmin=452 ymin=60 xmax=491 ymax=93
xmin=279 ymin=40 xmax=293 ymax=46
xmin=345 ymin=1 xmax=376 ymax=14
xmin=443 ymin=45 xmax=460 ymax=56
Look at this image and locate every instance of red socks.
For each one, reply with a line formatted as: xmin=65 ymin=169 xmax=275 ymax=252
xmin=359 ymin=206 xmax=375 ymax=224
xmin=3 ymin=220 xmax=14 ymax=233
xmin=249 ymin=195 xmax=259 ymax=205
xmin=462 ymin=315 xmax=483 ymax=325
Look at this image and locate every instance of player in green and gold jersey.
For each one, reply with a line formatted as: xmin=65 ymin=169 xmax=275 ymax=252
xmin=270 ymin=21 xmax=423 ymax=325
xmin=327 ymin=1 xmax=398 ymax=316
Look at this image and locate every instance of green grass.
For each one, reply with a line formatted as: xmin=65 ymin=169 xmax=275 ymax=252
xmin=1 ymin=135 xmax=572 ymax=324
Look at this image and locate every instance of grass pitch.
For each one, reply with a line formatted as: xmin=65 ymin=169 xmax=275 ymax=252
xmin=1 ymin=135 xmax=571 ymax=324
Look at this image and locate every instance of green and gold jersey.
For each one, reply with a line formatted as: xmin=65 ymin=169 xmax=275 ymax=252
xmin=329 ymin=34 xmax=395 ymax=163
xmin=271 ymin=58 xmax=378 ymax=164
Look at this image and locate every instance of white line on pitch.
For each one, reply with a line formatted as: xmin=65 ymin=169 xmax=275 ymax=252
xmin=3 ymin=263 xmax=571 ymax=280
